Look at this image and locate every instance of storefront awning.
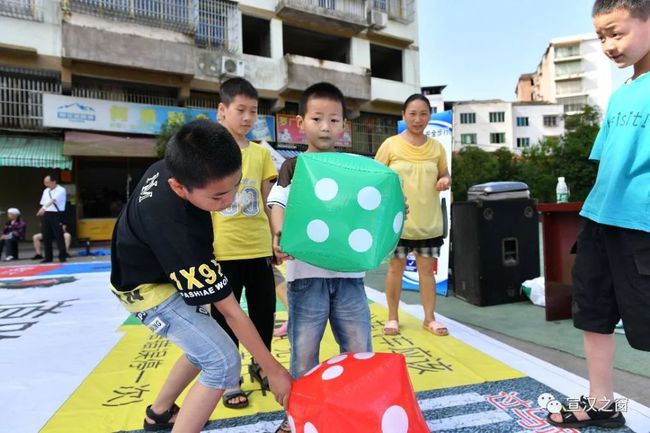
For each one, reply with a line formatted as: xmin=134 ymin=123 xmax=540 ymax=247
xmin=63 ymin=131 xmax=157 ymax=158
xmin=0 ymin=136 xmax=72 ymax=170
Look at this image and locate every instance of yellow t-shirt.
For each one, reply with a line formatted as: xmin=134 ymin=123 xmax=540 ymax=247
xmin=375 ymin=134 xmax=448 ymax=240
xmin=212 ymin=141 xmax=278 ymax=260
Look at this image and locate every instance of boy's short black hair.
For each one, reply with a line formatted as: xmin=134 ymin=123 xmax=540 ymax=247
xmin=219 ymin=77 xmax=258 ymax=106
xmin=45 ymin=173 xmax=58 ymax=183
xmin=592 ymin=0 xmax=650 ymax=19
xmin=403 ymin=94 xmax=432 ymax=113
xmin=299 ymin=82 xmax=347 ymax=118
xmin=165 ymin=120 xmax=242 ymax=191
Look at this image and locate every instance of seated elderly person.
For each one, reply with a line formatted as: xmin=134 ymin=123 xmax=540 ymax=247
xmin=1 ymin=208 xmax=27 ymax=261
xmin=31 ymin=224 xmax=71 ymax=260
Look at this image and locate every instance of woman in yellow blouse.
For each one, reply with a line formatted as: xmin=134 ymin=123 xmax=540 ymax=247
xmin=375 ymin=94 xmax=451 ymax=337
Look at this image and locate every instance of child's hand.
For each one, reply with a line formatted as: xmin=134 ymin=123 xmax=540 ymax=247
xmin=273 ymin=231 xmax=294 ymax=263
xmin=436 ymin=176 xmax=451 ymax=191
xmin=267 ymin=365 xmax=293 ymax=408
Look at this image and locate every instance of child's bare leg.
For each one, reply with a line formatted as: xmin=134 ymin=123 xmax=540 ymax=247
xmin=549 ymin=331 xmax=615 ymax=423
xmin=146 ymin=355 xmax=199 ymax=423
xmin=172 ymin=381 xmax=223 ymax=433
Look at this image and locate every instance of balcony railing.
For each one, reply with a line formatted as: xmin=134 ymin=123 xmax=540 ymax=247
xmin=279 ymin=0 xmax=367 ymax=24
xmin=371 ymin=0 xmax=414 ymax=23
xmin=71 ymin=77 xmax=178 ymax=106
xmin=66 ymin=0 xmax=239 ymax=52
xmin=0 ymin=0 xmax=44 ymax=21
xmin=0 ymin=66 xmax=61 ymax=130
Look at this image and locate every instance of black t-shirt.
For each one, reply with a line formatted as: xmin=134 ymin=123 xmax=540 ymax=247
xmin=110 ymin=160 xmax=232 ymax=306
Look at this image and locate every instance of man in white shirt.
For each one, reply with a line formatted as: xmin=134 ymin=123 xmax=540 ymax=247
xmin=36 ymin=174 xmax=67 ymax=263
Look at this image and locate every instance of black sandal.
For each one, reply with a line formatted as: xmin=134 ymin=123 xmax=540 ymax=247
xmin=547 ymin=396 xmax=626 ymax=429
xmin=222 ymin=389 xmax=251 ymax=409
xmin=143 ymin=403 xmax=180 ymax=431
xmin=249 ymin=360 xmax=270 ymax=396
xmin=275 ymin=417 xmax=291 ymax=433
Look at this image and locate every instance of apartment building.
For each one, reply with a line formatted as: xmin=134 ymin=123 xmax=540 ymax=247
xmin=0 ymin=0 xmax=419 ymax=239
xmin=516 ymin=33 xmax=611 ymax=116
xmin=453 ymin=100 xmax=564 ymax=153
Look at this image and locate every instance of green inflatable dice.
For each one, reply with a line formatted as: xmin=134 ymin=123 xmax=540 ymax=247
xmin=281 ymin=152 xmax=405 ymax=272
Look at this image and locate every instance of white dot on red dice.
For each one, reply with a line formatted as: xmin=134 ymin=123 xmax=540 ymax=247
xmin=288 ymin=416 xmax=296 ymax=433
xmin=304 ymin=363 xmax=322 ymax=376
xmin=307 ymin=220 xmax=329 ymax=243
xmin=321 ymin=365 xmax=344 ymax=380
xmin=304 ymin=422 xmax=319 ymax=433
xmin=353 ymin=352 xmax=375 ymax=360
xmin=327 ymin=354 xmax=348 ymax=364
xmin=381 ymin=405 xmax=409 ymax=433
xmin=314 ymin=178 xmax=338 ymax=201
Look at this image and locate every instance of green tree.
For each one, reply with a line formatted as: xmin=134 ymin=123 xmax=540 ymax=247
xmin=155 ymin=113 xmax=209 ymax=158
xmin=451 ymin=146 xmax=498 ymax=201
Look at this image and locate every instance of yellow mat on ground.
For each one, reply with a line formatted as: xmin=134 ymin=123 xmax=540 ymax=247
xmin=41 ymin=303 xmax=523 ymax=433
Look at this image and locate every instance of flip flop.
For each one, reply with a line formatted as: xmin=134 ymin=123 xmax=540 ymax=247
xmin=423 ymin=320 xmax=449 ymax=336
xmin=383 ymin=319 xmax=400 ymax=335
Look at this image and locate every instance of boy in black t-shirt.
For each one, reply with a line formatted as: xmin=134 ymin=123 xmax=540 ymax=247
xmin=110 ymin=120 xmax=291 ymax=432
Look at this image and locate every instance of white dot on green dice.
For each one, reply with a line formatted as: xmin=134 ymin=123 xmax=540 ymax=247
xmin=393 ymin=212 xmax=404 ymax=234
xmin=314 ymin=178 xmax=338 ymax=201
xmin=357 ymin=186 xmax=382 ymax=210
xmin=348 ymin=229 xmax=373 ymax=253
xmin=307 ymin=219 xmax=329 ymax=243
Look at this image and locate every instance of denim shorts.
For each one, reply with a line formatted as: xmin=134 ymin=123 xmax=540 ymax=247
xmin=136 ymin=293 xmax=241 ymax=389
xmin=287 ymin=277 xmax=372 ymax=378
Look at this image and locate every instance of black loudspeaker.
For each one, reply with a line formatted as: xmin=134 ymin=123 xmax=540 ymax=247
xmin=451 ymin=199 xmax=540 ymax=306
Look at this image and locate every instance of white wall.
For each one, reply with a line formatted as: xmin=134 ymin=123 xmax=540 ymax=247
xmin=454 ymin=101 xmax=513 ymax=152
xmin=512 ymin=104 xmax=565 ymax=149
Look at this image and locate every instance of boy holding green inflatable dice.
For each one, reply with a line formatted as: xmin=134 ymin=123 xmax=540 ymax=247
xmin=268 ymin=82 xmax=372 ymax=433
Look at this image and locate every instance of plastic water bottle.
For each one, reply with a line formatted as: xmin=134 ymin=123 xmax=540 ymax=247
xmin=556 ymin=177 xmax=569 ymax=203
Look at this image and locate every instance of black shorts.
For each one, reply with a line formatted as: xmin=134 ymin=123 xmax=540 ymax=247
xmin=393 ymin=237 xmax=444 ymax=259
xmin=573 ymin=218 xmax=650 ymax=351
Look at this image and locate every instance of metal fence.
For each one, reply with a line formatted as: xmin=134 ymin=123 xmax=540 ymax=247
xmin=66 ymin=0 xmax=239 ymax=52
xmin=371 ymin=0 xmax=414 ymax=23
xmin=0 ymin=0 xmax=44 ymax=21
xmin=0 ymin=66 xmax=60 ymax=130
xmin=350 ymin=113 xmax=398 ymax=155
xmin=71 ymin=77 xmax=178 ymax=106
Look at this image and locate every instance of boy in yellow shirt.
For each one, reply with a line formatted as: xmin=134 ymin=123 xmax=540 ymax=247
xmin=210 ymin=78 xmax=278 ymax=408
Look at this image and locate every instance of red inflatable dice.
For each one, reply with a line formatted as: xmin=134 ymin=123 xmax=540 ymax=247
xmin=287 ymin=352 xmax=429 ymax=432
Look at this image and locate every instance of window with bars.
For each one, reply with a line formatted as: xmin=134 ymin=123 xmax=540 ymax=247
xmin=68 ymin=0 xmax=239 ymax=52
xmin=543 ymin=115 xmax=558 ymax=127
xmin=351 ymin=113 xmax=399 ymax=155
xmin=0 ymin=66 xmax=61 ymax=130
xmin=516 ymin=116 xmax=529 ymax=127
xmin=555 ymin=60 xmax=582 ymax=77
xmin=489 ymin=112 xmax=505 ymax=123
xmin=516 ymin=137 xmax=530 ymax=147
xmin=490 ymin=132 xmax=506 ymax=144
xmin=0 ymin=0 xmax=43 ymax=21
xmin=555 ymin=44 xmax=580 ymax=59
xmin=459 ymin=112 xmax=476 ymax=124
xmin=460 ymin=133 xmax=477 ymax=145
xmin=71 ymin=76 xmax=178 ymax=106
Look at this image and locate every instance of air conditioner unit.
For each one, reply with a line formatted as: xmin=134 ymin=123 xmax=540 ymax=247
xmin=220 ymin=56 xmax=246 ymax=78
xmin=368 ymin=10 xmax=387 ymax=29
